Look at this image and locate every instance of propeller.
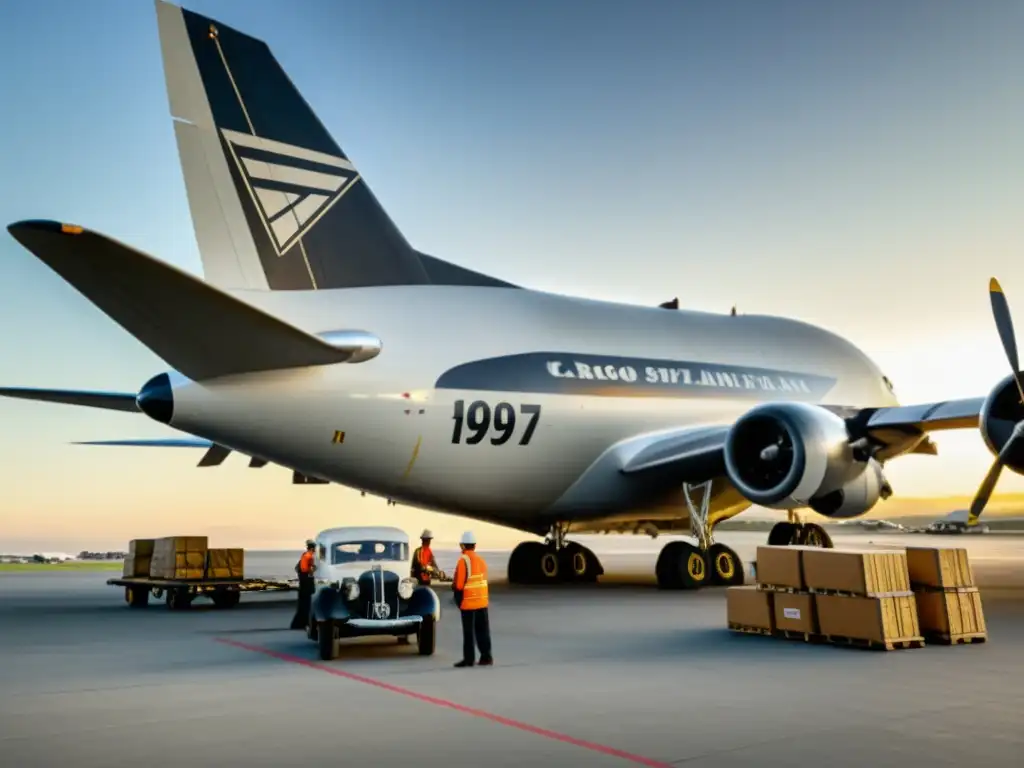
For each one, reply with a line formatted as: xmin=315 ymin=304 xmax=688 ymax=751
xmin=968 ymin=278 xmax=1024 ymax=525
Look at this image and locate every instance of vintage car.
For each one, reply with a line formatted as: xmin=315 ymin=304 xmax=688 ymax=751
xmin=307 ymin=526 xmax=440 ymax=660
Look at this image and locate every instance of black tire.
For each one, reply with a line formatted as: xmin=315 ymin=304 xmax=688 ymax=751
xmin=767 ymin=521 xmax=799 ymax=546
xmin=559 ymin=543 xmax=600 ymax=582
xmin=797 ymin=523 xmax=833 ymax=548
xmin=212 ymin=589 xmax=240 ymax=609
xmin=507 ymin=541 xmax=546 ymax=584
xmin=318 ymin=621 xmax=336 ymax=661
xmin=538 ymin=549 xmax=560 ymax=582
xmin=656 ymin=541 xmax=710 ymax=590
xmin=417 ymin=616 xmax=436 ymax=656
xmin=707 ymin=543 xmax=745 ymax=586
xmin=126 ymin=586 xmax=150 ymax=608
xmin=166 ymin=588 xmax=191 ymax=611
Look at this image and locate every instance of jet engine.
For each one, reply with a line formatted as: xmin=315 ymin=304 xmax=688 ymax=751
xmin=723 ymin=402 xmax=883 ymax=514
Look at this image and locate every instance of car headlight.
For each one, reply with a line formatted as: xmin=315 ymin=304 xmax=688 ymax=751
xmin=398 ymin=578 xmax=415 ymax=600
xmin=343 ymin=580 xmax=360 ymax=601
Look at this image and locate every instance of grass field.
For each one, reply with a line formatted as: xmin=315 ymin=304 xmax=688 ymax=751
xmin=0 ymin=561 xmax=122 ymax=573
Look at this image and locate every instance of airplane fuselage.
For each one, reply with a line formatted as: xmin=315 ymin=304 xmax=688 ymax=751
xmin=160 ymin=285 xmax=899 ymax=532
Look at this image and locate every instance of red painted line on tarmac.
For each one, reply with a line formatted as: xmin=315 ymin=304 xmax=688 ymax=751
xmin=215 ymin=637 xmax=672 ymax=767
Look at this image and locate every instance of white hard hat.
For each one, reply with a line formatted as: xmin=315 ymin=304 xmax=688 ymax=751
xmin=420 ymin=529 xmax=433 ymax=539
xmin=459 ymin=531 xmax=476 ymax=546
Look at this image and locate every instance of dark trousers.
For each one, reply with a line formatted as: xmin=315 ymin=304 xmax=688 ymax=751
xmin=291 ymin=575 xmax=314 ymax=629
xmin=460 ymin=607 xmax=492 ymax=663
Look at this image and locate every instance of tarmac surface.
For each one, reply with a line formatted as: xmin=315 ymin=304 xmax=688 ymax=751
xmin=3 ymin=533 xmax=1024 ymax=767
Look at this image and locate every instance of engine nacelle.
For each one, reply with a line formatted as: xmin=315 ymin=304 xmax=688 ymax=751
xmin=807 ymin=457 xmax=888 ymax=518
xmin=980 ymin=372 xmax=1024 ymax=475
xmin=723 ymin=402 xmax=867 ymax=510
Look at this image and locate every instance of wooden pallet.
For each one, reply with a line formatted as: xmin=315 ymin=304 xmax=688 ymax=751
xmin=808 ymin=588 xmax=914 ymax=598
xmin=777 ymin=629 xmax=824 ymax=643
xmin=728 ymin=623 xmax=773 ymax=637
xmin=924 ymin=631 xmax=987 ymax=645
xmin=911 ymin=584 xmax=978 ymax=594
xmin=821 ymin=634 xmax=925 ymax=651
xmin=755 ymin=583 xmax=802 ymax=594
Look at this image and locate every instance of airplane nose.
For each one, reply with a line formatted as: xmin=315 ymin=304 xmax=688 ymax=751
xmin=136 ymin=373 xmax=174 ymax=424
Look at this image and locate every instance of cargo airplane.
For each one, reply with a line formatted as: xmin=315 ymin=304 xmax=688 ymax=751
xmin=3 ymin=1 xmax=1023 ymax=589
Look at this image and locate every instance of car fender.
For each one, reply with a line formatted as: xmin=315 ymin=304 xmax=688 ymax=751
xmin=406 ymin=585 xmax=441 ymax=622
xmin=312 ymin=584 xmax=352 ymax=623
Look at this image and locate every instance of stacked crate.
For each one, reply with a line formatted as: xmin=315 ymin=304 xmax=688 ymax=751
xmin=205 ymin=548 xmax=245 ymax=580
xmin=122 ymin=539 xmax=155 ymax=578
xmin=149 ymin=536 xmax=208 ymax=580
xmin=906 ymin=547 xmax=987 ymax=645
xmin=727 ymin=545 xmax=924 ymax=650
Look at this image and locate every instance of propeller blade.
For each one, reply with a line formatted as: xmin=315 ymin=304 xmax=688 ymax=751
xmin=969 ymin=420 xmax=1024 ymax=524
xmin=968 ymin=457 xmax=1004 ymax=525
xmin=989 ymin=278 xmax=1024 ymax=402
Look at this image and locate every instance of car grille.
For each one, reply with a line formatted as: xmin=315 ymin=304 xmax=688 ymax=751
xmin=356 ymin=569 xmax=400 ymax=620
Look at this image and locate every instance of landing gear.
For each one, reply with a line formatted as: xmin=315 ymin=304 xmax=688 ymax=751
xmin=656 ymin=480 xmax=744 ymax=590
xmin=507 ymin=524 xmax=605 ymax=585
xmin=767 ymin=516 xmax=833 ymax=548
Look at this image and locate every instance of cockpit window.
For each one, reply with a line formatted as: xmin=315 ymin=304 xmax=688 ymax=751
xmin=330 ymin=540 xmax=408 ymax=565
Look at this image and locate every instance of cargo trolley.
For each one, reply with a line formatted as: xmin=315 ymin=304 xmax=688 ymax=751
xmin=108 ymin=576 xmax=297 ymax=610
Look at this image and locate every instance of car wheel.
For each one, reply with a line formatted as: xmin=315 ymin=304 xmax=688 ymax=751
xmin=417 ymin=616 xmax=436 ymax=656
xmin=318 ymin=621 xmax=336 ymax=661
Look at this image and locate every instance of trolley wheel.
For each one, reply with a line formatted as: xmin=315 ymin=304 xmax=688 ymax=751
xmin=166 ymin=588 xmax=192 ymax=611
xmin=212 ymin=589 xmax=241 ymax=609
xmin=125 ymin=585 xmax=150 ymax=608
xmin=707 ymin=543 xmax=745 ymax=586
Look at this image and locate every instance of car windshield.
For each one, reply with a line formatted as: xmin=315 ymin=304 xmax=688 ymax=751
xmin=330 ymin=540 xmax=408 ymax=565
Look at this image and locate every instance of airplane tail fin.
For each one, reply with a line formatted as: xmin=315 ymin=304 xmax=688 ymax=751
xmin=154 ymin=1 xmax=516 ymax=292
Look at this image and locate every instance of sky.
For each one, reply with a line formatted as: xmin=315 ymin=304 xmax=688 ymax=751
xmin=0 ymin=0 xmax=1022 ymax=551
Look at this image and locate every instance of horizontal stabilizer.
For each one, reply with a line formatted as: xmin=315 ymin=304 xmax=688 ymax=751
xmin=73 ymin=437 xmax=213 ymax=448
xmin=6 ymin=221 xmax=376 ymax=381
xmin=0 ymin=387 xmax=139 ymax=412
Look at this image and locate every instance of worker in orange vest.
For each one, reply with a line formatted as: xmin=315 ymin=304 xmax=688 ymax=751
xmin=452 ymin=531 xmax=492 ymax=667
xmin=290 ymin=539 xmax=316 ymax=630
xmin=411 ymin=529 xmax=441 ymax=585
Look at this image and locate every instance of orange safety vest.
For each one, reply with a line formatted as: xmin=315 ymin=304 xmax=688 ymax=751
xmin=413 ymin=546 xmax=433 ymax=582
xmin=298 ymin=551 xmax=315 ymax=575
xmin=454 ymin=550 xmax=489 ymax=610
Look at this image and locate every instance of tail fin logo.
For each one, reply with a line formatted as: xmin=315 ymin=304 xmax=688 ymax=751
xmin=221 ymin=128 xmax=361 ymax=257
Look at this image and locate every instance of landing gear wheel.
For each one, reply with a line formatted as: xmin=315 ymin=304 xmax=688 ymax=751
xmin=559 ymin=543 xmax=601 ymax=583
xmin=508 ymin=541 xmax=547 ymax=584
xmin=767 ymin=521 xmax=799 ymax=546
xmin=708 ymin=543 xmax=745 ymax=586
xmin=417 ymin=616 xmax=436 ymax=656
xmin=125 ymin=586 xmax=150 ymax=608
xmin=796 ymin=523 xmax=833 ymax=548
xmin=538 ymin=550 xmax=560 ymax=581
xmin=656 ymin=541 xmax=710 ymax=590
xmin=318 ymin=621 xmax=337 ymax=660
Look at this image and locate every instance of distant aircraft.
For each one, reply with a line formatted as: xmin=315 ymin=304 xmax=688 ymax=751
xmin=3 ymin=1 xmax=1023 ymax=590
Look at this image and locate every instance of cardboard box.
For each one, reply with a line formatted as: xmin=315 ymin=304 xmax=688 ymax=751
xmin=815 ymin=593 xmax=921 ymax=643
xmin=150 ymin=536 xmax=208 ymax=580
xmin=206 ymin=548 xmax=245 ymax=580
xmin=755 ymin=545 xmax=820 ymax=589
xmin=802 ymin=548 xmax=910 ymax=595
xmin=906 ymin=547 xmax=974 ymax=590
xmin=773 ymin=592 xmax=817 ymax=634
xmin=915 ymin=588 xmax=987 ymax=638
xmin=122 ymin=555 xmax=151 ymax=578
xmin=128 ymin=539 xmax=155 ymax=558
xmin=727 ymin=586 xmax=774 ymax=631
